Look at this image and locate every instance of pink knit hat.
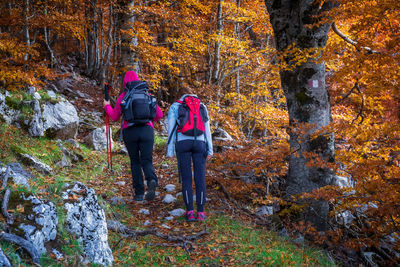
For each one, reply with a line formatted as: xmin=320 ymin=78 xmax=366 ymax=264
xmin=123 ymin=71 xmax=139 ymax=88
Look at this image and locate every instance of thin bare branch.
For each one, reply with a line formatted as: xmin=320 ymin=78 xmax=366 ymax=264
xmin=332 ymin=22 xmax=378 ymax=54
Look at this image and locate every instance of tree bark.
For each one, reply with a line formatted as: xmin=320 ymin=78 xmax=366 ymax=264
xmin=212 ymin=0 xmax=223 ymax=86
xmin=265 ymin=0 xmax=335 ymax=230
xmin=85 ymin=0 xmax=97 ymax=76
xmin=99 ymin=4 xmax=114 ymax=85
xmin=23 ymin=0 xmax=31 ymax=61
xmin=118 ymin=0 xmax=140 ymax=74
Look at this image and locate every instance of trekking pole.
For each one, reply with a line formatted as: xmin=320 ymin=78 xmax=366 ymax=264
xmin=104 ymin=82 xmax=113 ymax=170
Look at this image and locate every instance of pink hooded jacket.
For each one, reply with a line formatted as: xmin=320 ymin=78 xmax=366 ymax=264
xmin=104 ymin=71 xmax=163 ymax=129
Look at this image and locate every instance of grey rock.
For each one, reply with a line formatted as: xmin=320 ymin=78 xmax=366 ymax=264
xmin=115 ymin=181 xmax=126 ymax=186
xmin=52 ymin=249 xmax=64 ymax=260
xmin=20 ymin=154 xmax=53 ymax=175
xmin=161 ymin=224 xmax=171 ymax=229
xmin=212 ymin=128 xmax=233 ymax=142
xmin=165 ymin=216 xmax=174 ymax=221
xmin=28 ymin=86 xmax=36 ymax=95
xmin=79 ymin=110 xmax=103 ymax=133
xmin=255 ymin=206 xmax=274 ymax=216
xmin=332 ymin=175 xmax=352 ymax=188
xmin=65 ymin=139 xmax=80 ymax=148
xmin=293 ymin=235 xmax=304 ymax=245
xmin=161 ymin=163 xmax=169 ymax=169
xmin=29 ymin=99 xmax=44 ymax=137
xmin=62 ymin=182 xmax=114 ymax=266
xmin=162 ymin=194 xmax=176 ymax=204
xmin=138 ymin=209 xmax=150 ymax=215
xmin=15 ymin=193 xmax=58 ymax=255
xmin=48 ymin=83 xmax=59 ymax=93
xmin=1 ymin=163 xmax=33 ymax=188
xmin=55 ymin=77 xmax=74 ymax=93
xmin=42 ymin=100 xmax=79 ymax=139
xmin=157 ymin=117 xmax=168 ymax=136
xmin=0 ymin=247 xmax=11 ymax=267
xmin=176 ymin=192 xmax=182 ymax=197
xmin=336 ymin=210 xmax=355 ymax=227
xmin=0 ymin=93 xmax=21 ymax=124
xmin=56 ymin=154 xmax=70 ymax=168
xmin=164 ymin=184 xmax=176 ymax=192
xmin=33 ymin=92 xmax=41 ymax=100
xmin=110 ymin=197 xmax=125 ymax=205
xmin=168 ymin=208 xmax=185 ymax=217
xmin=144 ymin=220 xmax=152 ymax=226
xmin=47 ymin=90 xmax=57 ymax=99
xmin=84 ymin=126 xmax=113 ymax=151
xmin=76 ymin=90 xmax=90 ymax=98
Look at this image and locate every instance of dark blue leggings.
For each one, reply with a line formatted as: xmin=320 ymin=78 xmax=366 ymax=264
xmin=123 ymin=125 xmax=157 ymax=196
xmin=176 ymin=140 xmax=207 ymax=212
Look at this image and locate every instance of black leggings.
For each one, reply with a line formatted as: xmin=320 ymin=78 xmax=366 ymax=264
xmin=176 ymin=140 xmax=207 ymax=212
xmin=123 ymin=125 xmax=157 ymax=196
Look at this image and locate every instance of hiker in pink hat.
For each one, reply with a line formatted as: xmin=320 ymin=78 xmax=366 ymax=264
xmin=104 ymin=71 xmax=163 ymax=202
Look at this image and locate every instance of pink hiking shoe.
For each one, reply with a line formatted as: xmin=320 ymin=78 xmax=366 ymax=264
xmin=197 ymin=211 xmax=207 ymax=221
xmin=184 ymin=210 xmax=196 ymax=222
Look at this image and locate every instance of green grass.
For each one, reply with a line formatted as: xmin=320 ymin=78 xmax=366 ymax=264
xmin=193 ymin=215 xmax=333 ymax=266
xmin=154 ymin=135 xmax=167 ymax=148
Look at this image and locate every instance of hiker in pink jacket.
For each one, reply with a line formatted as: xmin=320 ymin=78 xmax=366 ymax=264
xmin=104 ymin=71 xmax=163 ymax=201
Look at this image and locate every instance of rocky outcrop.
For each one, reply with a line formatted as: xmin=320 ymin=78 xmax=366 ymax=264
xmin=18 ymin=154 xmax=53 ymax=175
xmin=0 ymin=93 xmax=21 ymax=125
xmin=212 ymin=128 xmax=233 ymax=142
xmin=212 ymin=127 xmax=234 ymax=152
xmin=0 ymin=163 xmax=33 ymax=188
xmin=84 ymin=126 xmax=113 ymax=151
xmin=79 ymin=110 xmax=103 ymax=134
xmin=62 ymin=182 xmax=113 ymax=266
xmin=28 ymin=99 xmax=45 ymax=137
xmin=42 ymin=100 xmax=79 ymax=139
xmin=12 ymin=193 xmax=58 ymax=255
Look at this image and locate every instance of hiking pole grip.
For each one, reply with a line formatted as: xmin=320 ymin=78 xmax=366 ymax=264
xmin=104 ymin=83 xmax=110 ymax=101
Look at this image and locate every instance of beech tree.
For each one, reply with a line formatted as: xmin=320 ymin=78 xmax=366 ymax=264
xmin=265 ymin=0 xmax=335 ymax=229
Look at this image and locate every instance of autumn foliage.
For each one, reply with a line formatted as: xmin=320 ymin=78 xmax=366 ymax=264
xmin=0 ymin=0 xmax=399 ymax=264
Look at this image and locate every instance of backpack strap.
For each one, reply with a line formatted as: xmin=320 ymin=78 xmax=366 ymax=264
xmin=167 ymin=122 xmax=178 ymax=145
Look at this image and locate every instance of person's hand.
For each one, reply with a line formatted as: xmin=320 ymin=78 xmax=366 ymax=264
xmin=206 ymin=155 xmax=212 ymax=161
xmin=103 ymin=100 xmax=110 ymax=107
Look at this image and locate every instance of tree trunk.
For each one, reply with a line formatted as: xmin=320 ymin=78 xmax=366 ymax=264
xmin=265 ymin=0 xmax=335 ymax=230
xmin=85 ymin=0 xmax=97 ymax=76
xmin=23 ymin=0 xmax=30 ymax=61
xmin=98 ymin=5 xmax=114 ymax=86
xmin=118 ymin=0 xmax=140 ymax=74
xmin=212 ymin=0 xmax=223 ymax=85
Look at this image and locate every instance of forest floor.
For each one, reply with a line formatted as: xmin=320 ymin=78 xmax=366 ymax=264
xmin=0 ymin=121 xmax=335 ymax=266
xmin=0 ymin=75 xmax=336 ymax=265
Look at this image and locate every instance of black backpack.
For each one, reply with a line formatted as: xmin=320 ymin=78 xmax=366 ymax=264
xmin=120 ymin=81 xmax=157 ymax=125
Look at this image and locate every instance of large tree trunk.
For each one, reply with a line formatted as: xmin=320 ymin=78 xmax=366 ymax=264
xmin=265 ymin=0 xmax=335 ymax=230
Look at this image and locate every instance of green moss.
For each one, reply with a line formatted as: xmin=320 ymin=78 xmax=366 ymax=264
xmin=5 ymin=95 xmax=21 ymax=110
xmin=296 ymin=90 xmax=312 ymax=106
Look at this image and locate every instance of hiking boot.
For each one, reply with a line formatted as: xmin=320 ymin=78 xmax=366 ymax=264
xmin=197 ymin=211 xmax=207 ymax=221
xmin=145 ymin=180 xmax=157 ymax=201
xmin=134 ymin=195 xmax=144 ymax=202
xmin=184 ymin=210 xmax=196 ymax=222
